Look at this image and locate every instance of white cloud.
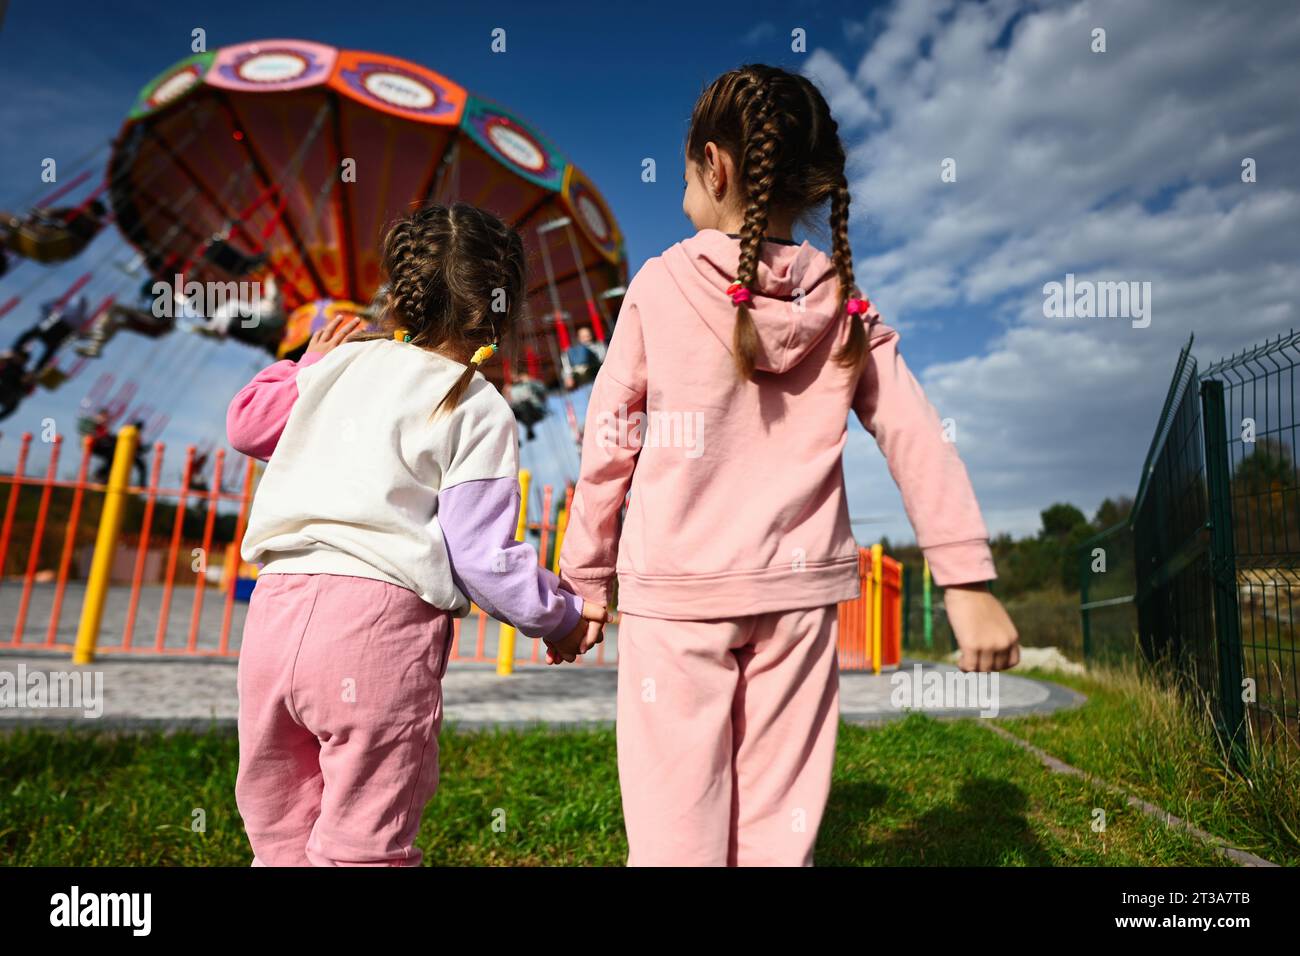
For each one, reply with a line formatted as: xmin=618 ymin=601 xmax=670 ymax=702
xmin=812 ymin=0 xmax=1300 ymax=540
xmin=804 ymin=49 xmax=877 ymax=129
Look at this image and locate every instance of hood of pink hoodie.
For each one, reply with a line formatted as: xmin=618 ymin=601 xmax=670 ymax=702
xmin=660 ymin=228 xmax=843 ymax=374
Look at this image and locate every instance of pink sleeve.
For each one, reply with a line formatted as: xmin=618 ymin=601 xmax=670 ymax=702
xmin=851 ymin=320 xmax=997 ymax=586
xmin=226 ymin=351 xmax=324 ymax=462
xmin=558 ymin=290 xmax=647 ymax=607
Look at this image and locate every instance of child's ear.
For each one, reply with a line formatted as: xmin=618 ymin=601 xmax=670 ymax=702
xmin=703 ymin=142 xmax=725 ymax=199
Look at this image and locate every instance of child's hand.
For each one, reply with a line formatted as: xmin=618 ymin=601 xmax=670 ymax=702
xmin=944 ymin=583 xmax=1020 ymax=672
xmin=306 ymin=315 xmax=365 ymax=355
xmin=578 ymin=616 xmax=605 ymax=655
xmin=545 ymin=601 xmax=607 ymax=665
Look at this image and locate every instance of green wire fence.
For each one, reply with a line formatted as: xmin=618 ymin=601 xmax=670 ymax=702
xmin=1079 ymin=330 xmax=1300 ymax=766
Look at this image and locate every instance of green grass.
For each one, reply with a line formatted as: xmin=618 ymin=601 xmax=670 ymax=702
xmin=0 ymin=702 xmax=1248 ymax=866
xmin=819 ymin=715 xmax=1224 ymax=865
xmin=3 ymin=653 xmax=1293 ymax=866
xmin=991 ymin=660 xmax=1300 ymax=866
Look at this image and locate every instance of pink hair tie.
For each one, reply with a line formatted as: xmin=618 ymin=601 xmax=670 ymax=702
xmin=846 ymin=296 xmax=871 ymax=316
xmin=726 ymin=281 xmax=752 ymax=306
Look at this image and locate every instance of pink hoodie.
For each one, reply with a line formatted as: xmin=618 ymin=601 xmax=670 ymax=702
xmin=558 ymin=229 xmax=995 ymax=619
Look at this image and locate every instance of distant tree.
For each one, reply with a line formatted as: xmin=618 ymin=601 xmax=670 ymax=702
xmin=1093 ymin=495 xmax=1134 ymax=529
xmin=1234 ymin=437 xmax=1293 ymax=493
xmin=1232 ymin=438 xmax=1295 ymax=557
xmin=1031 ymin=503 xmax=1094 ymax=592
xmin=896 ymin=501 xmax=1137 ymax=601
xmin=1000 ymin=535 xmax=1056 ymax=595
xmin=1060 ymin=522 xmax=1098 ymax=592
xmin=1040 ymin=503 xmax=1088 ymax=540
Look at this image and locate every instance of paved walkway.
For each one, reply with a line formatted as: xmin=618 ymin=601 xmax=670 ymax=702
xmin=0 ymin=648 xmax=1084 ymax=731
xmin=0 ymin=581 xmax=611 ymax=663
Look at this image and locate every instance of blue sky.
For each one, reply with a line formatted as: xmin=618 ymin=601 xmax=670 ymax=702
xmin=2 ymin=0 xmax=1298 ymax=545
xmin=0 ymin=0 xmax=887 ymax=282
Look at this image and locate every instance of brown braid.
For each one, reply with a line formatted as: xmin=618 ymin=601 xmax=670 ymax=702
xmin=732 ymin=80 xmax=779 ymax=379
xmin=829 ymin=176 xmax=867 ymax=369
xmin=687 ymin=65 xmax=869 ymax=379
xmin=371 ymin=202 xmax=526 ymax=418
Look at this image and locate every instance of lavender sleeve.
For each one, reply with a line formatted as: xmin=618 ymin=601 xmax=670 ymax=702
xmin=438 ymin=476 xmax=583 ymax=641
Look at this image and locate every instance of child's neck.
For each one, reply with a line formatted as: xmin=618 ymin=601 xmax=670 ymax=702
xmin=713 ymin=207 xmax=796 ymax=243
xmin=432 ymin=345 xmax=472 ymax=365
xmin=430 ymin=339 xmax=485 ymax=367
xmin=723 ymin=232 xmax=798 ymax=246
xmin=393 ymin=332 xmax=468 ymax=365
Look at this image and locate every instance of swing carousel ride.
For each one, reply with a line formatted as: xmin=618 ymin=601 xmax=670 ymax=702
xmin=0 ymin=39 xmax=626 ymax=474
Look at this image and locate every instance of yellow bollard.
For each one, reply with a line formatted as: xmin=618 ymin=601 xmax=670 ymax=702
xmin=551 ymin=506 xmax=569 ymax=575
xmin=73 ymin=426 xmax=139 ymax=665
xmin=221 ymin=541 xmax=238 ymax=590
xmin=870 ymin=543 xmax=884 ymax=675
xmin=495 ymin=469 xmax=531 ymax=676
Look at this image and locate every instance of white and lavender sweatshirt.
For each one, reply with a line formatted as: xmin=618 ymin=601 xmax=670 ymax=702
xmin=227 ymin=337 xmax=582 ymax=641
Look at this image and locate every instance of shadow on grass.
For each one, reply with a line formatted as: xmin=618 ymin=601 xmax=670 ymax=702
xmin=907 ymin=778 xmax=1046 ymax=865
xmin=819 ymin=767 xmax=1053 ymax=865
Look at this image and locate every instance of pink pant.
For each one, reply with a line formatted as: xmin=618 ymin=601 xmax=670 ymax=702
xmin=235 ymin=572 xmax=452 ymax=866
xmin=616 ymin=605 xmax=840 ymax=866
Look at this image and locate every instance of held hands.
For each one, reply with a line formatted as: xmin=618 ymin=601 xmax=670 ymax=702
xmin=544 ymin=601 xmax=607 ymax=665
xmin=945 ymin=583 xmax=1021 ymax=672
xmin=305 ymin=315 xmax=366 ymax=355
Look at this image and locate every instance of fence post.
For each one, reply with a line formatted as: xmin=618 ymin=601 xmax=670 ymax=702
xmin=870 ymin=543 xmax=883 ymax=675
xmin=496 ymin=469 xmax=531 ymax=676
xmin=922 ymin=559 xmax=933 ymax=649
xmin=893 ymin=562 xmax=904 ymax=664
xmin=0 ymin=432 xmax=33 ymax=580
xmin=1079 ymin=541 xmax=1092 ymax=662
xmin=901 ymin=564 xmax=911 ymax=651
xmin=1200 ymin=380 xmax=1248 ymax=768
xmin=73 ymin=425 xmax=139 ymax=665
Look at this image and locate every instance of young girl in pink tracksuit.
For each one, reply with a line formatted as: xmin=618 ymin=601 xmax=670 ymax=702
xmin=559 ymin=65 xmax=1021 ymax=867
xmin=228 ymin=203 xmax=603 ymax=866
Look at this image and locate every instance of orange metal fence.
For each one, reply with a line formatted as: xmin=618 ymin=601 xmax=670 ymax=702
xmin=1 ymin=428 xmax=899 ymax=671
xmin=0 ymin=429 xmax=257 ymax=656
xmin=836 ymin=545 xmax=904 ymax=673
xmin=0 ymin=428 xmax=593 ymax=668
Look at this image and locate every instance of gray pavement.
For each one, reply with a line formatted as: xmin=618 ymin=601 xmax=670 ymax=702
xmin=0 ymin=649 xmax=1084 ymax=731
xmin=2 ymin=580 xmax=1084 ymax=731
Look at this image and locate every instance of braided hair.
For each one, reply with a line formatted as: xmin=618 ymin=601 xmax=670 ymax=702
xmin=686 ymin=65 xmax=867 ymax=380
xmin=376 ymin=202 xmax=526 ymax=417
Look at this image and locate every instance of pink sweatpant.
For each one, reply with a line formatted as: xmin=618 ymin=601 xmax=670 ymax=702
xmin=615 ymin=605 xmax=840 ymax=866
xmin=235 ymin=572 xmax=452 ymax=866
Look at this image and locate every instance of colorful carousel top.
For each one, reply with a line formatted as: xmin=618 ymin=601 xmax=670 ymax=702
xmin=107 ymin=39 xmax=627 ymax=383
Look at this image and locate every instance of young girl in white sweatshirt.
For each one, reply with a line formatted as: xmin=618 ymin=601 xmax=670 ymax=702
xmin=229 ymin=203 xmax=604 ymax=866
